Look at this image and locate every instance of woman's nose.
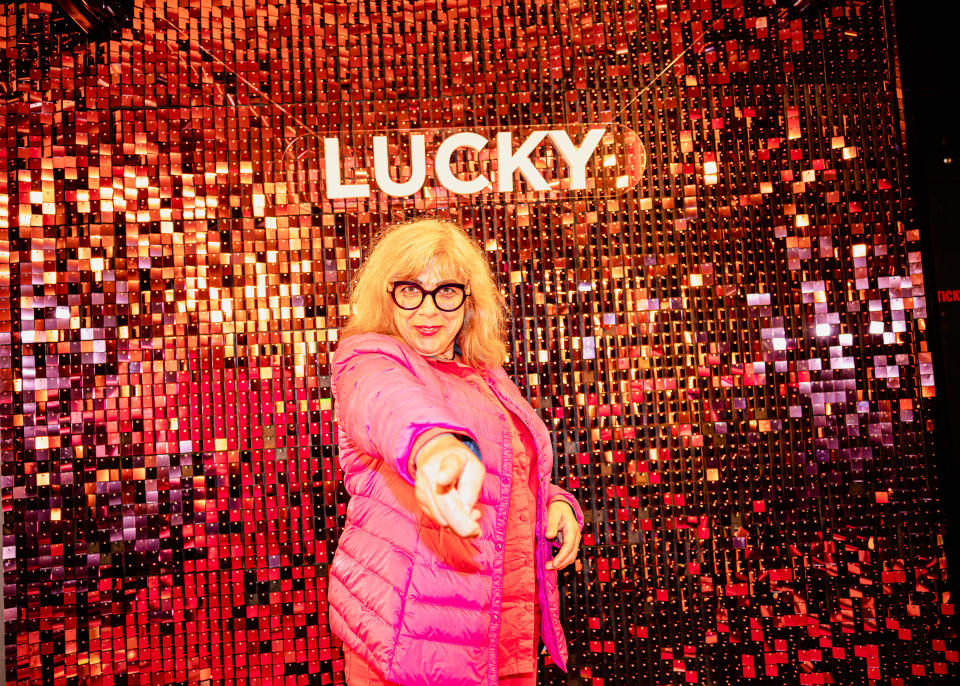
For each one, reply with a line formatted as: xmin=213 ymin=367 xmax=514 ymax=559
xmin=418 ymin=293 xmax=440 ymax=314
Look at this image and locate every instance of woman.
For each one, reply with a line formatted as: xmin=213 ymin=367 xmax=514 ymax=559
xmin=329 ymin=218 xmax=583 ymax=686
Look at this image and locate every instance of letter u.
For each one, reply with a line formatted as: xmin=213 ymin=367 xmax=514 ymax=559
xmin=373 ymin=134 xmax=427 ymax=197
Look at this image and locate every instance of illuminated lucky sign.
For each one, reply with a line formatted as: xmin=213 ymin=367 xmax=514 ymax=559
xmin=280 ymin=125 xmax=645 ymax=202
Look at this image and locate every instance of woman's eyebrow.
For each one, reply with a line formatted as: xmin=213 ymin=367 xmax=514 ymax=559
xmin=408 ymin=279 xmax=463 ymax=287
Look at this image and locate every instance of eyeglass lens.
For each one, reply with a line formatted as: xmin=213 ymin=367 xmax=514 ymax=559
xmin=391 ymin=282 xmax=466 ymax=311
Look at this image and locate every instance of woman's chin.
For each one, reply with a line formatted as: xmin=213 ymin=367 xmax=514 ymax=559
xmin=414 ymin=341 xmax=453 ymax=358
xmin=397 ymin=328 xmax=456 ymax=358
xmin=419 ymin=346 xmax=447 ymax=357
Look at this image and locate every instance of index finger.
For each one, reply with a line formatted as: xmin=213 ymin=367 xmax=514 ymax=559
xmin=437 ymin=490 xmax=480 ymax=538
xmin=456 ymin=455 xmax=484 ymax=514
xmin=550 ymin=535 xmax=576 ymax=569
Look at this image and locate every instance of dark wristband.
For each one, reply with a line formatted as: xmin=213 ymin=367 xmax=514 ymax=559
xmin=452 ymin=434 xmax=482 ymax=461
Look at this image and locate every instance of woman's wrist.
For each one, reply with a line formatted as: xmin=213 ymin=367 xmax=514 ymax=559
xmin=409 ymin=432 xmax=481 ymax=477
xmin=410 ymin=432 xmax=461 ymax=475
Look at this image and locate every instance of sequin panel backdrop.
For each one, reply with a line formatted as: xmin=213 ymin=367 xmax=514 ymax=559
xmin=2 ymin=0 xmax=955 ymax=684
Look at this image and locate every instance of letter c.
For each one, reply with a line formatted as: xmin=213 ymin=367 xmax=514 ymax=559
xmin=435 ymin=132 xmax=489 ymax=195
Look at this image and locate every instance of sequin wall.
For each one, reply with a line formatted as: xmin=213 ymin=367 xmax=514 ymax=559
xmin=3 ymin=0 xmax=955 ymax=683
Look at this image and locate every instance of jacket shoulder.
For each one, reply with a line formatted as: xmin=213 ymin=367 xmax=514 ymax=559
xmin=333 ymin=333 xmax=416 ymax=367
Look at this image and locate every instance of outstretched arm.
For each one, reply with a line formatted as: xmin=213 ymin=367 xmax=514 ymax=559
xmin=332 ymin=334 xmax=479 ymax=486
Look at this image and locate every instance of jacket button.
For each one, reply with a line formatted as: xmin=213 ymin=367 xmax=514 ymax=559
xmin=495 ymin=542 xmax=502 ymax=551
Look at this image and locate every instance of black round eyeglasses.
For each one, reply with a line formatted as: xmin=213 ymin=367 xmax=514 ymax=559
xmin=388 ymin=281 xmax=469 ymax=311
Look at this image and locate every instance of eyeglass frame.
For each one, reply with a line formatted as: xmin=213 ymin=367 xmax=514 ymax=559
xmin=387 ymin=281 xmax=470 ymax=311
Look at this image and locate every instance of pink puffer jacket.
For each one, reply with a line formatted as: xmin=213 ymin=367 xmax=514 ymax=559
xmin=329 ymin=333 xmax=584 ymax=686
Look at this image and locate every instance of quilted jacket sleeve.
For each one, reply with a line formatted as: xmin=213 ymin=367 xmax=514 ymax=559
xmin=332 ymin=333 xmax=479 ymax=486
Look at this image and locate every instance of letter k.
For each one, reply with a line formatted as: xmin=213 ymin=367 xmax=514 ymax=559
xmin=496 ymin=131 xmax=550 ymax=192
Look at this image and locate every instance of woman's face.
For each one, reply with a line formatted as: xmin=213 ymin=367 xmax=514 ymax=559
xmin=391 ymin=262 xmax=466 ymax=360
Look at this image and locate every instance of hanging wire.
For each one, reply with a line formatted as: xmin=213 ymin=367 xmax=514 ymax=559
xmin=612 ymin=0 xmax=745 ymax=124
xmin=154 ymin=14 xmax=321 ymax=138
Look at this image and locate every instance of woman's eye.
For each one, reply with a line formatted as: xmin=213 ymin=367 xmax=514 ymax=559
xmin=398 ymin=285 xmax=420 ymax=295
xmin=438 ymin=286 xmax=458 ymax=296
